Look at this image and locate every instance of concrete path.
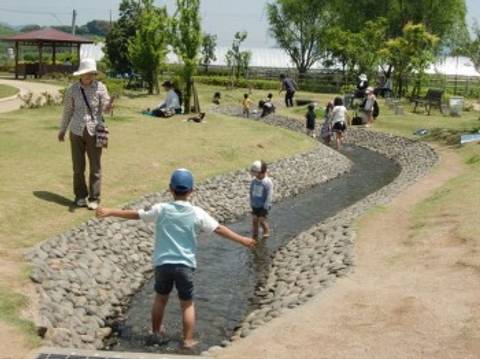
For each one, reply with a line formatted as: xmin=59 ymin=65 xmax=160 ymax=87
xmin=30 ymin=347 xmax=201 ymax=359
xmin=0 ymin=78 xmax=62 ymax=114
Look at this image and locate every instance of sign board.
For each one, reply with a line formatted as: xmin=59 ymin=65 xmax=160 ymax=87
xmin=461 ymin=134 xmax=480 ymax=145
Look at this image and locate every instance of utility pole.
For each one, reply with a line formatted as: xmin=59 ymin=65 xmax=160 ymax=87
xmin=109 ymin=9 xmax=112 ymax=26
xmin=71 ymin=9 xmax=77 ymax=60
xmin=71 ymin=9 xmax=77 ymax=35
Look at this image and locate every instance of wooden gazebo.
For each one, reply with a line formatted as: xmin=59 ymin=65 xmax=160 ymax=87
xmin=0 ymin=27 xmax=94 ymax=79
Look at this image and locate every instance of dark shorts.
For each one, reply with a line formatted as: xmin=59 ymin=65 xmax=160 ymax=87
xmin=154 ymin=264 xmax=195 ymax=301
xmin=252 ymin=207 xmax=269 ymax=218
xmin=332 ymin=122 xmax=347 ymax=132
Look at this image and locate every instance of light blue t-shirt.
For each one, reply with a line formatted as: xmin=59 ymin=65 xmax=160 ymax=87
xmin=139 ymin=201 xmax=219 ymax=268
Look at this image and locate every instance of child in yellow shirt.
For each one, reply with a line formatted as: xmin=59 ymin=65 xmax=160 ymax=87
xmin=242 ymin=93 xmax=254 ymax=118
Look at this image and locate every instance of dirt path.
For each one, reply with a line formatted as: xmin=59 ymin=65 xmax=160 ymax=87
xmin=0 ymin=79 xmax=62 ymax=114
xmin=217 ymin=146 xmax=480 ymax=359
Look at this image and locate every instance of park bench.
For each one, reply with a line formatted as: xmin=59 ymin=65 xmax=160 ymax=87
xmin=412 ymin=88 xmax=445 ymax=115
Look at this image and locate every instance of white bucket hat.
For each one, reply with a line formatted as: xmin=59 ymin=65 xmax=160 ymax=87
xmin=250 ymin=160 xmax=262 ymax=173
xmin=359 ymin=73 xmax=367 ymax=81
xmin=73 ymin=58 xmax=97 ymax=76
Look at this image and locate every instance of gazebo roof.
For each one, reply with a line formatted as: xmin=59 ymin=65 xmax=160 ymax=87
xmin=0 ymin=27 xmax=93 ymax=44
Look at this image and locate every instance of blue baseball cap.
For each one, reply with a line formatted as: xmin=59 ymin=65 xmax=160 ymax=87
xmin=170 ymin=168 xmax=194 ymax=193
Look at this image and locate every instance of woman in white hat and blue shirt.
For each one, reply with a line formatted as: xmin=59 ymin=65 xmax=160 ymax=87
xmin=58 ymin=58 xmax=112 ymax=210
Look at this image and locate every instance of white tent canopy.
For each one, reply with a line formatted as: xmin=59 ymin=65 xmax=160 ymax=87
xmin=426 ymin=56 xmax=480 ymax=77
xmin=80 ymin=43 xmax=480 ymax=78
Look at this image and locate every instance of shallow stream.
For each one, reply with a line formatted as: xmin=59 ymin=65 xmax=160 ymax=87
xmin=110 ymin=145 xmax=401 ymax=354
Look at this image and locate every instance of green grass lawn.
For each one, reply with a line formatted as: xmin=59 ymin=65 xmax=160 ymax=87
xmin=0 ymin=90 xmax=315 ymax=250
xmin=0 ymin=84 xmax=19 ymax=99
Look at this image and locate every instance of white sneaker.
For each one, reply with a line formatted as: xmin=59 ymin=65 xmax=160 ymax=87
xmin=87 ymin=200 xmax=99 ymax=210
xmin=75 ymin=198 xmax=87 ymax=207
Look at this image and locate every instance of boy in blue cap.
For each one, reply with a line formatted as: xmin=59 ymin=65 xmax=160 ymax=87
xmin=96 ymin=169 xmax=256 ymax=348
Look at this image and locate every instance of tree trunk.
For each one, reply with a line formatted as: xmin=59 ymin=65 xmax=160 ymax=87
xmin=184 ymin=79 xmax=192 ymax=114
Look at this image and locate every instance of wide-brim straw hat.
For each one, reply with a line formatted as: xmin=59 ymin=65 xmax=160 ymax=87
xmin=73 ymin=58 xmax=98 ymax=76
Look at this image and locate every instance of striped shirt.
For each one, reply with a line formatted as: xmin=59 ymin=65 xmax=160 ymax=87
xmin=60 ymin=80 xmax=110 ymax=136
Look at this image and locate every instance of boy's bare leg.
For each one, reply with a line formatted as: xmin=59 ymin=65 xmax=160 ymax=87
xmin=151 ymin=294 xmax=169 ymax=335
xmin=180 ymin=299 xmax=197 ymax=348
xmin=259 ymin=217 xmax=270 ymax=238
xmin=252 ymin=216 xmax=259 ymax=240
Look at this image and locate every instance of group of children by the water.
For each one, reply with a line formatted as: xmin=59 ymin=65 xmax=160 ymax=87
xmin=96 ymin=161 xmax=273 ymax=349
xmin=305 ymin=88 xmax=379 ymax=149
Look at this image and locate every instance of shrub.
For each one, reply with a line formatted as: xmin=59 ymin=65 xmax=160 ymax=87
xmin=18 ymin=91 xmax=63 ymax=109
xmin=103 ymin=78 xmax=126 ymax=98
xmin=194 ymin=75 xmax=278 ymax=90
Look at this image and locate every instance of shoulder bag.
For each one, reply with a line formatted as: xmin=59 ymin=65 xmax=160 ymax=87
xmin=80 ymin=87 xmax=109 ymax=148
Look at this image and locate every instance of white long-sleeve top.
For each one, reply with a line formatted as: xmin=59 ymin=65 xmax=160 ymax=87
xmin=158 ymin=89 xmax=180 ymax=110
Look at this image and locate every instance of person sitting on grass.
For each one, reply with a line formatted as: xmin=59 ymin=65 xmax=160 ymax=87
xmin=250 ymin=160 xmax=274 ymax=240
xmin=96 ymin=169 xmax=256 ymax=349
xmin=149 ymin=81 xmax=182 ymax=117
xmin=212 ymin=92 xmax=221 ymax=105
xmin=259 ymin=93 xmax=276 ymax=118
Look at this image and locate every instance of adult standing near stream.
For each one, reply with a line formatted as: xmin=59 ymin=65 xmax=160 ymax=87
xmin=58 ymin=58 xmax=112 ymax=210
xmin=279 ymin=74 xmax=298 ymax=107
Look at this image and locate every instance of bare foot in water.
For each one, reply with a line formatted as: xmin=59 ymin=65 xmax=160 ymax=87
xmin=182 ymin=339 xmax=199 ymax=349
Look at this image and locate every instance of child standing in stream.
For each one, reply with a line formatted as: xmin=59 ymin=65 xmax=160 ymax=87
xmin=250 ymin=160 xmax=274 ymax=240
xmin=305 ymin=103 xmax=317 ymax=137
xmin=96 ymin=169 xmax=256 ymax=348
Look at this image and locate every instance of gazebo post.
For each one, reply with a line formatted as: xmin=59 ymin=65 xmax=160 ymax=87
xmin=52 ymin=43 xmax=56 ymax=65
xmin=38 ymin=41 xmax=43 ymax=78
xmin=14 ymin=41 xmax=19 ymax=79
xmin=77 ymin=43 xmax=81 ymax=64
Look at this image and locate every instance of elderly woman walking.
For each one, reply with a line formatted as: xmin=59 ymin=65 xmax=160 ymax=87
xmin=58 ymin=58 xmax=112 ymax=210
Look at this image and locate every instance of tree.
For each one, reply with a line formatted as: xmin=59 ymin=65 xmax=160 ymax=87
xmin=332 ymin=0 xmax=466 ymax=42
xmin=104 ymin=0 xmax=141 ymax=74
xmin=85 ymin=20 xmax=112 ymax=37
xmin=20 ymin=25 xmax=42 ymax=33
xmin=201 ymin=33 xmax=217 ymax=72
xmin=171 ymin=0 xmax=202 ymax=114
xmin=324 ymin=18 xmax=388 ymax=84
xmin=225 ymin=31 xmax=252 ymax=84
xmin=128 ymin=0 xmax=168 ymax=94
xmin=464 ymin=27 xmax=480 ymax=71
xmin=380 ymin=23 xmax=439 ymax=97
xmin=267 ymin=0 xmax=331 ymax=74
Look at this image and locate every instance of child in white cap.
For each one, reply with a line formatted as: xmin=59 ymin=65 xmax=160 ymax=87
xmin=249 ymin=160 xmax=274 ymax=240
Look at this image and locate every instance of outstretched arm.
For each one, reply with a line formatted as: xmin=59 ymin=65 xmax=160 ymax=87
xmin=214 ymin=225 xmax=256 ymax=249
xmin=96 ymin=207 xmax=140 ymax=220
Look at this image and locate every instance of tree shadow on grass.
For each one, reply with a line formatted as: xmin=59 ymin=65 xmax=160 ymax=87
xmin=33 ymin=191 xmax=77 ymax=213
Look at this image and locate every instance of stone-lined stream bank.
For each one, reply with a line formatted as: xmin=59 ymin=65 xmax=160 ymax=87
xmin=26 ymin=109 xmax=437 ymax=353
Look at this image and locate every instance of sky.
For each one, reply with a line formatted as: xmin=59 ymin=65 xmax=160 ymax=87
xmin=0 ymin=0 xmax=479 ymax=47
